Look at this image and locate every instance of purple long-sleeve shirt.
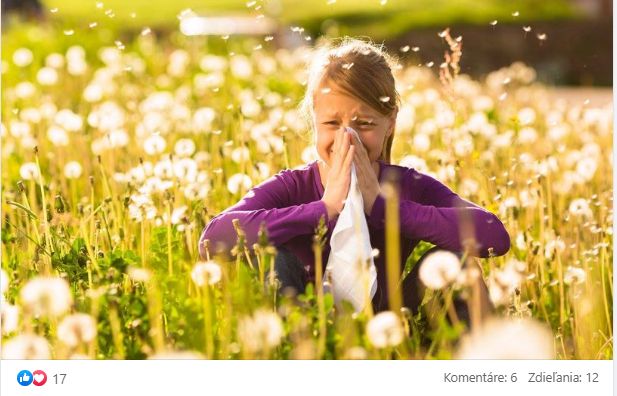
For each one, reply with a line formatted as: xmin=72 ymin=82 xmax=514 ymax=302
xmin=199 ymin=160 xmax=510 ymax=291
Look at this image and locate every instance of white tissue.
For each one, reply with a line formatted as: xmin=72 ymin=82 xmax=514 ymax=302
xmin=324 ymin=127 xmax=377 ymax=312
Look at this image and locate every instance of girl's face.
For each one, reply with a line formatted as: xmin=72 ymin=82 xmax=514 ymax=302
xmin=313 ymin=80 xmax=396 ymax=167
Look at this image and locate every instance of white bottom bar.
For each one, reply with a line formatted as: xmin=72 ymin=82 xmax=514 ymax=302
xmin=0 ymin=360 xmax=612 ymax=395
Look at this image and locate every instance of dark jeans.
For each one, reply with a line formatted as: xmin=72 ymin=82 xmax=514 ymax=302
xmin=273 ymin=246 xmax=493 ymax=324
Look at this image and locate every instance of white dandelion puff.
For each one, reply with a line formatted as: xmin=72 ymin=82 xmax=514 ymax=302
xmin=2 ymin=334 xmax=51 ymax=359
xmin=13 ymin=48 xmax=34 ymax=67
xmin=64 ymin=161 xmax=83 ymax=179
xmin=174 ymin=138 xmax=196 ymax=157
xmin=143 ymin=134 xmax=167 ymax=155
xmin=568 ymin=198 xmax=593 ymax=219
xmin=237 ymin=309 xmax=284 ymax=353
xmin=127 ymin=267 xmax=152 ymax=283
xmin=456 ymin=318 xmax=554 ymax=359
xmin=227 ymin=173 xmax=253 ymax=195
xmin=231 ymin=147 xmax=251 ymax=163
xmin=57 ymin=313 xmax=97 ymax=347
xmin=191 ymin=261 xmax=222 ymax=286
xmin=564 ymin=266 xmax=586 ymax=285
xmin=20 ymin=277 xmax=72 ymax=317
xmin=366 ymin=311 xmax=404 ymax=348
xmin=419 ymin=250 xmax=462 ymax=290
xmin=19 ymin=162 xmax=40 ymax=181
xmin=36 ymin=67 xmax=59 ymax=85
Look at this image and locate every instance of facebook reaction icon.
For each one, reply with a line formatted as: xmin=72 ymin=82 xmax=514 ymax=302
xmin=17 ymin=369 xmax=47 ymax=386
xmin=17 ymin=370 xmax=33 ymax=386
xmin=33 ymin=370 xmax=48 ymax=386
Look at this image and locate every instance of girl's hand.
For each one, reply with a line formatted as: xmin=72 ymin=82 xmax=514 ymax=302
xmin=320 ymin=128 xmax=355 ymax=219
xmin=349 ymin=130 xmax=381 ymax=215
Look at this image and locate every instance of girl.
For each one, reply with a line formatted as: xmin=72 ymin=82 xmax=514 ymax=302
xmin=199 ymin=38 xmax=510 ymax=319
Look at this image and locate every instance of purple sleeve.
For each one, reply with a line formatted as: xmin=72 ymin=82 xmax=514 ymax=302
xmin=367 ymin=169 xmax=510 ymax=258
xmin=199 ymin=171 xmax=328 ymax=259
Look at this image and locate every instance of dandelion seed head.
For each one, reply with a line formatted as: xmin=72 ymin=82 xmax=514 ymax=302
xmin=127 ymin=267 xmax=152 ymax=282
xmin=1 ymin=334 xmax=50 ymax=359
xmin=237 ymin=309 xmax=284 ymax=353
xmin=174 ymin=138 xmax=196 ymax=157
xmin=64 ymin=161 xmax=83 ymax=179
xmin=569 ymin=198 xmax=593 ymax=219
xmin=456 ymin=318 xmax=554 ymax=359
xmin=20 ymin=277 xmax=72 ymax=317
xmin=57 ymin=313 xmax=97 ymax=347
xmin=231 ymin=146 xmax=251 ymax=164
xmin=227 ymin=173 xmax=252 ymax=194
xmin=143 ymin=134 xmax=167 ymax=155
xmin=19 ymin=162 xmax=40 ymax=180
xmin=37 ymin=67 xmax=59 ymax=85
xmin=419 ymin=250 xmax=462 ymax=289
xmin=366 ymin=311 xmax=404 ymax=348
xmin=191 ymin=261 xmax=222 ymax=286
xmin=564 ymin=266 xmax=586 ymax=285
xmin=344 ymin=346 xmax=367 ymax=359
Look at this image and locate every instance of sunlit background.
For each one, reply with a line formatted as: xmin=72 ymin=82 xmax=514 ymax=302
xmin=0 ymin=0 xmax=612 ymax=360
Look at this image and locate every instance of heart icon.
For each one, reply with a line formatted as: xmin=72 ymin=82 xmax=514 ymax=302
xmin=32 ymin=370 xmax=47 ymax=386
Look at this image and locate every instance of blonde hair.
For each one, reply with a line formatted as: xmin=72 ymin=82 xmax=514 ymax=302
xmin=300 ymin=37 xmax=400 ymax=163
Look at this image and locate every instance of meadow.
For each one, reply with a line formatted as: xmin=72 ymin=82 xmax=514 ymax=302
xmin=0 ymin=18 xmax=612 ymax=359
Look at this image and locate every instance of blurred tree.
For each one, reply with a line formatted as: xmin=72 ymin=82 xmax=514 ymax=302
xmin=2 ymin=0 xmax=44 ymax=19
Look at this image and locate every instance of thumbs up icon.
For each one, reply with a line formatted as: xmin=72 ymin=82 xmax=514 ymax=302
xmin=17 ymin=370 xmax=33 ymax=386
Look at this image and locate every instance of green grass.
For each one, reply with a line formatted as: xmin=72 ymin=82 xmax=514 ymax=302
xmin=37 ymin=0 xmax=579 ymax=39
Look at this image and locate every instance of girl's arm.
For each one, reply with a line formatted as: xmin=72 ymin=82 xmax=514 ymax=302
xmin=367 ymin=169 xmax=510 ymax=258
xmin=199 ymin=171 xmax=328 ymax=259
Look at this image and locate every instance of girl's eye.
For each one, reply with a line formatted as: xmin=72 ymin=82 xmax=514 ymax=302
xmin=323 ymin=121 xmax=338 ymax=126
xmin=357 ymin=120 xmax=375 ymax=127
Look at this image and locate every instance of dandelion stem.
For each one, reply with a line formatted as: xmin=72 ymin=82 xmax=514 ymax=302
xmin=34 ymin=148 xmax=53 ymax=273
xmin=167 ymin=201 xmax=173 ymax=276
xmin=383 ymin=177 xmax=402 ymax=314
xmin=557 ymin=252 xmax=565 ymax=325
xmin=141 ymin=221 xmax=147 ymax=268
xmin=312 ymin=221 xmax=327 ymax=358
xmin=202 ymin=284 xmax=214 ymax=358
xmin=600 ymin=245 xmax=612 ymax=338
